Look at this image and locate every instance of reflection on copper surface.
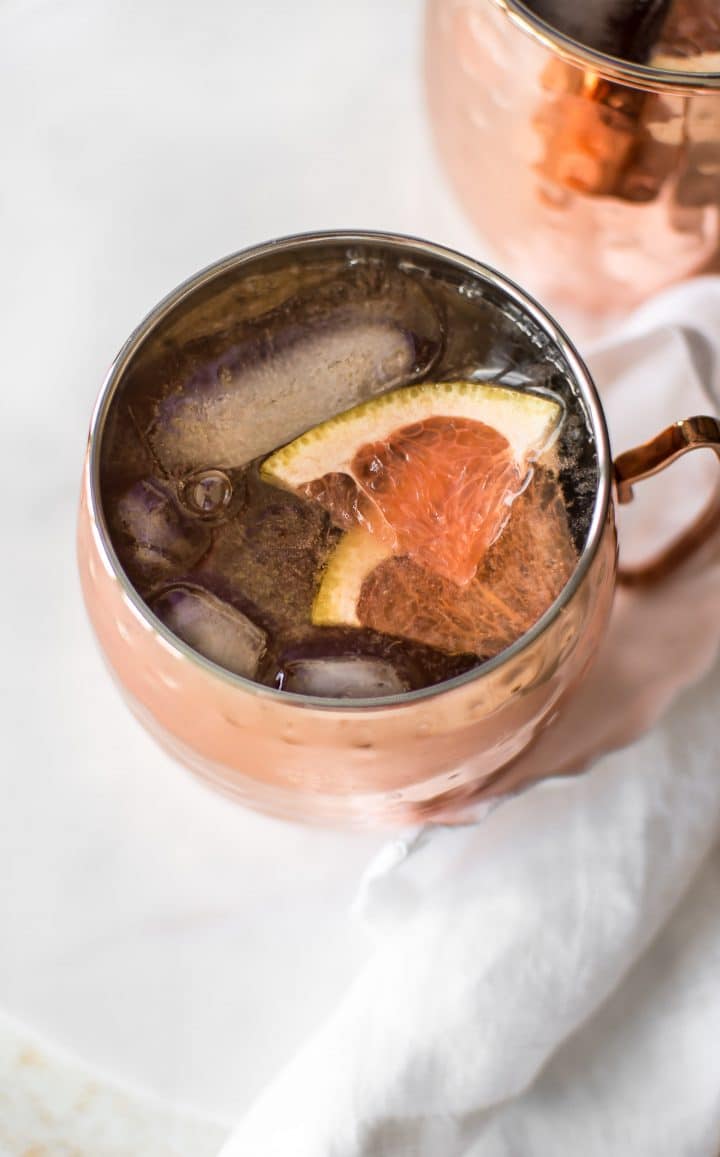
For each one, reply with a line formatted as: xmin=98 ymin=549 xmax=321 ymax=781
xmin=652 ymin=0 xmax=720 ymax=69
xmin=535 ymin=63 xmax=649 ymax=197
xmin=425 ymin=0 xmax=720 ymax=312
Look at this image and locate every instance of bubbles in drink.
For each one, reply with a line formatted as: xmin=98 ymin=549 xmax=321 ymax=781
xmin=179 ymin=469 xmax=234 ymax=518
xmin=100 ymin=241 xmax=598 ymax=699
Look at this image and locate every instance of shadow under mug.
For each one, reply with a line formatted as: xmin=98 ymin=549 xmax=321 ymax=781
xmin=425 ymin=0 xmax=720 ymax=314
xmin=77 ymin=232 xmax=720 ymax=826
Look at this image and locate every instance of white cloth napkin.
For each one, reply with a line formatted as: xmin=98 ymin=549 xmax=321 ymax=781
xmin=218 ymin=279 xmax=720 ymax=1157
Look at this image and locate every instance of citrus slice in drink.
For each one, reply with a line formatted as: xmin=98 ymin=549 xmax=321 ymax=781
xmin=313 ymin=470 xmax=577 ymax=657
xmin=261 ymin=381 xmax=563 ymax=586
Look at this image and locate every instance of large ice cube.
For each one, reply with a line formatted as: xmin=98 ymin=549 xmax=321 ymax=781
xmin=281 ymin=656 xmax=408 ymax=699
xmin=147 ymin=270 xmax=442 ymax=474
xmin=528 ymin=0 xmax=670 ymax=59
xmin=152 ymin=586 xmax=267 ymax=678
xmin=113 ymin=479 xmax=211 ymax=573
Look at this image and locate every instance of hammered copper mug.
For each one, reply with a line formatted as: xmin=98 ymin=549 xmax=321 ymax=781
xmin=77 ymin=232 xmax=720 ymax=826
xmin=425 ymin=0 xmax=720 ymax=313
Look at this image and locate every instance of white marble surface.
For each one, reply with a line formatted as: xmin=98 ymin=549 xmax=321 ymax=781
xmin=0 ymin=1011 xmax=223 ymax=1155
xmin=2 ymin=0 xmax=720 ymax=1153
xmin=0 ymin=0 xmax=469 ymax=1141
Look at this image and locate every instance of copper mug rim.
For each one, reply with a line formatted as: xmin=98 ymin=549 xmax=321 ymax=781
xmin=85 ymin=229 xmax=614 ymax=711
xmin=496 ymin=0 xmax=720 ymax=93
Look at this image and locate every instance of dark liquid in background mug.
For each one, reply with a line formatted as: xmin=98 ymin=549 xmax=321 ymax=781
xmin=525 ymin=0 xmax=720 ymax=65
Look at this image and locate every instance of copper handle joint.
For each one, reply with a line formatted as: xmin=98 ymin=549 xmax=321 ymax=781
xmin=614 ymin=415 xmax=720 ymax=586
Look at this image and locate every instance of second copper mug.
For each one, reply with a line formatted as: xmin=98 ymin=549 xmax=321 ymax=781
xmin=77 ymin=232 xmax=720 ymax=826
xmin=425 ymin=0 xmax=720 ymax=313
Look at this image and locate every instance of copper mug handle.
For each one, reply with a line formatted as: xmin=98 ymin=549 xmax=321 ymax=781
xmin=614 ymin=416 xmax=720 ymax=586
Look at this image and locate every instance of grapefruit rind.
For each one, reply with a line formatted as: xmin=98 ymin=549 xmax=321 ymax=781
xmin=260 ymin=381 xmax=563 ymax=490
xmin=312 ymin=528 xmax=392 ymax=627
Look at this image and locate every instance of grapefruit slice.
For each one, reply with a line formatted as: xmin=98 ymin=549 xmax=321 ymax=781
xmin=261 ymin=381 xmax=562 ymax=587
xmin=313 ymin=470 xmax=577 ymax=658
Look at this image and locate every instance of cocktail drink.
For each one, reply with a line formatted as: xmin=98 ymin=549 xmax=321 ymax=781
xmin=78 ymin=233 xmax=720 ymax=824
xmin=98 ymin=246 xmax=595 ymax=700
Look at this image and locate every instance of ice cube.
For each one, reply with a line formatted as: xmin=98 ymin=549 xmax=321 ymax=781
xmin=147 ymin=270 xmax=442 ymax=474
xmin=439 ymin=289 xmax=552 ymax=386
xmin=113 ymin=479 xmax=211 ymax=573
xmin=528 ymin=0 xmax=670 ymax=60
xmin=281 ymin=656 xmax=408 ymax=699
xmin=151 ymin=586 xmax=267 ymax=678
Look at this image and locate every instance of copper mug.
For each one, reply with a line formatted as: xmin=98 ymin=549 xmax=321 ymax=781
xmin=425 ymin=0 xmax=720 ymax=314
xmin=77 ymin=232 xmax=720 ymax=826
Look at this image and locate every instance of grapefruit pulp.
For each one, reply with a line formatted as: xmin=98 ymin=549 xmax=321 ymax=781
xmin=260 ymin=381 xmax=563 ymax=587
xmin=313 ymin=470 xmax=577 ymax=657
